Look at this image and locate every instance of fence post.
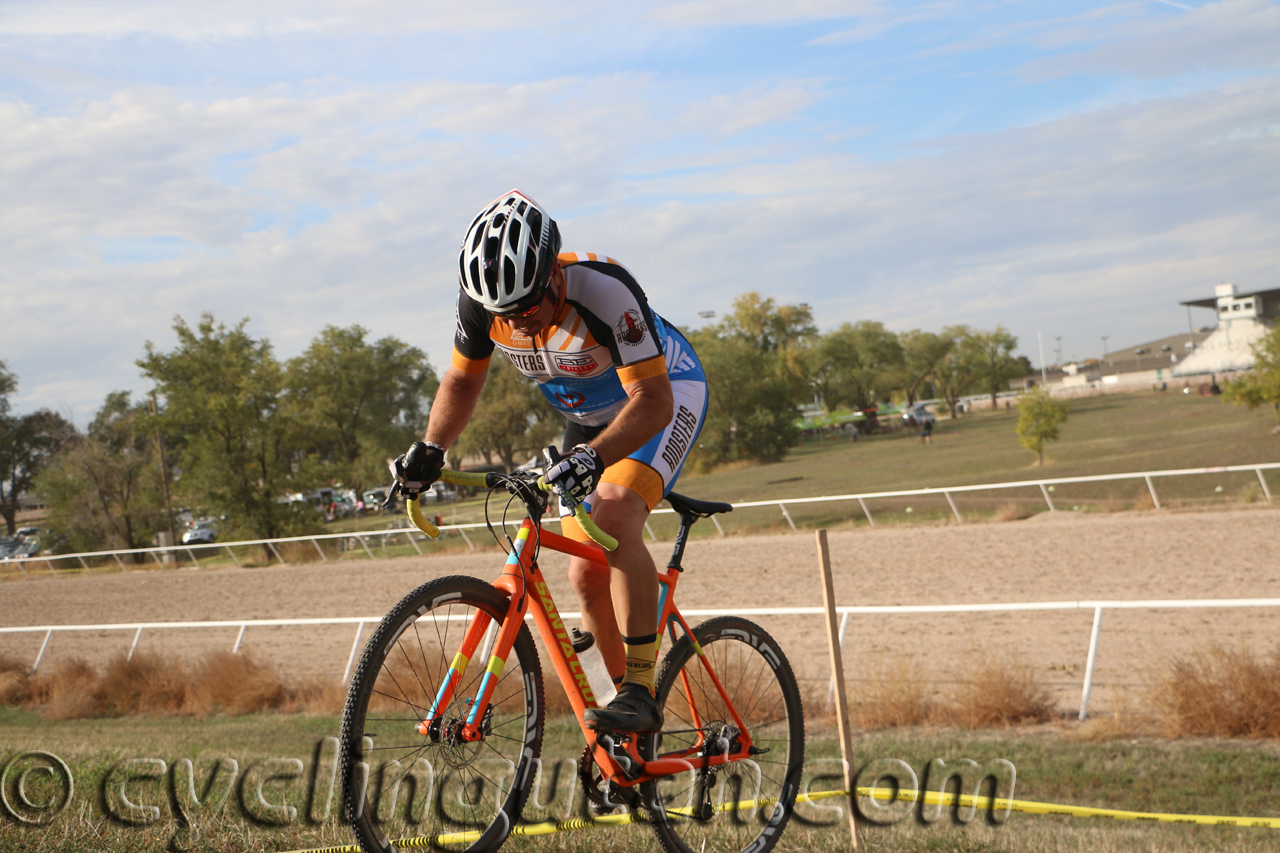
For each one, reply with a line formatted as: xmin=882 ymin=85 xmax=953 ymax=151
xmin=233 ymin=624 xmax=247 ymax=654
xmin=1079 ymin=606 xmax=1104 ymax=720
xmin=224 ymin=546 xmax=242 ymax=567
xmin=711 ymin=515 xmax=726 ymax=538
xmin=344 ymin=622 xmax=366 ymax=683
xmin=1257 ymin=468 xmax=1273 ymax=502
xmin=943 ymin=491 xmax=962 ymax=524
xmin=77 ymin=555 xmax=90 ymax=573
xmin=354 ymin=536 xmax=375 ymax=560
xmin=185 ymin=548 xmax=200 ymax=568
xmin=779 ymin=503 xmax=797 ymax=532
xmin=857 ymin=497 xmax=876 ymax=528
xmin=267 ymin=542 xmax=288 ymax=565
xmin=33 ymin=629 xmax=53 ymax=673
xmin=1143 ymin=476 xmax=1161 ymax=510
xmin=458 ymin=528 xmax=476 ymax=551
xmin=644 ymin=521 xmax=657 ymax=542
xmin=128 ymin=627 xmax=144 ymax=660
xmin=816 ymin=530 xmax=860 ymax=848
xmin=1039 ymin=483 xmax=1056 ymax=512
xmin=112 ymin=553 xmax=128 ymax=572
xmin=406 ymin=530 xmax=423 ymax=555
xmin=311 ymin=539 xmax=329 ymax=563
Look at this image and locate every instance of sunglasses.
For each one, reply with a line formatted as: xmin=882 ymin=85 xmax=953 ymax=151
xmin=494 ymin=280 xmax=555 ymax=319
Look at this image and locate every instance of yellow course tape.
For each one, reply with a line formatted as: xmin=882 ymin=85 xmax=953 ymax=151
xmin=281 ymin=787 xmax=1280 ymax=852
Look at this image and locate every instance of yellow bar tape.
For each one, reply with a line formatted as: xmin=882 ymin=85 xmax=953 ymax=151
xmin=279 ymin=786 xmax=1280 ymax=851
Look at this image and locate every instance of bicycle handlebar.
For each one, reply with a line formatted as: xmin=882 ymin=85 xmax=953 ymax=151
xmin=403 ymin=469 xmax=618 ymax=552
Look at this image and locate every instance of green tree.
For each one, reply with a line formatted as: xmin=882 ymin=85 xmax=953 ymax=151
xmin=962 ymin=326 xmax=1021 ymax=411
xmin=813 ymin=321 xmax=905 ymax=412
xmin=138 ymin=314 xmax=311 ymax=551
xmin=285 ymin=325 xmax=438 ymax=497
xmin=36 ymin=392 xmax=165 ymax=558
xmin=720 ymin=292 xmax=818 ymax=353
xmin=452 ymin=356 xmax=561 ymax=471
xmin=899 ymin=330 xmax=955 ymax=405
xmin=684 ymin=331 xmax=799 ymax=469
xmin=1222 ymin=325 xmax=1280 ymax=426
xmin=0 ymin=363 xmax=78 ymax=534
xmin=932 ymin=325 xmax=976 ymax=418
xmin=1016 ymin=388 xmax=1070 ymax=465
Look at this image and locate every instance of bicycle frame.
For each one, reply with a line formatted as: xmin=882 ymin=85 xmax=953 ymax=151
xmin=415 ymin=512 xmax=757 ymax=788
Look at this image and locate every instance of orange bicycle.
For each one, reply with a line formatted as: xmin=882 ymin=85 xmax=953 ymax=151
xmin=339 ymin=468 xmax=805 ymax=853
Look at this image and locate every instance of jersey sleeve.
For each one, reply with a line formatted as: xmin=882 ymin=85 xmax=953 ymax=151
xmin=451 ymin=289 xmax=494 ymax=373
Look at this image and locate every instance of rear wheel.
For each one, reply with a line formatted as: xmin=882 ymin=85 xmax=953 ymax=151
xmin=339 ymin=576 xmax=544 ymax=852
xmin=642 ymin=616 xmax=805 ymax=853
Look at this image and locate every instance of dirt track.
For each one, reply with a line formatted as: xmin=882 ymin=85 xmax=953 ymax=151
xmin=3 ymin=506 xmax=1278 ymax=713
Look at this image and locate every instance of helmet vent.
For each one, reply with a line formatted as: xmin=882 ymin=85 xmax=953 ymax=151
xmin=503 ymin=258 xmax=517 ymax=296
xmin=507 ymin=220 xmax=522 ymax=253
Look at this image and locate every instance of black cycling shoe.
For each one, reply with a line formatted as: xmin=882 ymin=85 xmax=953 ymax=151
xmin=583 ymin=683 xmax=664 ymax=733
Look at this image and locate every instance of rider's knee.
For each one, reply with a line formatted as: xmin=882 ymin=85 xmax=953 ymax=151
xmin=567 ymin=558 xmax=610 ymax=598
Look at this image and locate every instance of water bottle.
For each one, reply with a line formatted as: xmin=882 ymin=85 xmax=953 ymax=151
xmin=570 ymin=628 xmax=617 ymax=706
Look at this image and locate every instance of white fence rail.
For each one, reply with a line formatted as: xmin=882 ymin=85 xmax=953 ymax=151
xmin=4 ymin=462 xmax=1276 ymax=575
xmin=5 ymin=598 xmax=1280 ymax=720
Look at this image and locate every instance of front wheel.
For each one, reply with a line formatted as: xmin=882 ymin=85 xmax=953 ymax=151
xmin=339 ymin=576 xmax=544 ymax=853
xmin=642 ymin=616 xmax=805 ymax=853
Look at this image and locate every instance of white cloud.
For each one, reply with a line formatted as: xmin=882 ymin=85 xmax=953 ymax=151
xmin=0 ymin=0 xmax=569 ymax=38
xmin=4 ymin=47 xmax=1279 ymax=423
xmin=651 ymin=0 xmax=884 ymax=26
xmin=1025 ymin=0 xmax=1280 ymax=79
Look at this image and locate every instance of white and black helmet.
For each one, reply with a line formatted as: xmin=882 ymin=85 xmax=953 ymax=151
xmin=458 ymin=189 xmax=561 ymax=314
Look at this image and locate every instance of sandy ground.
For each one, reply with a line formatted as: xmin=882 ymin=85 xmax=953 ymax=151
xmin=3 ymin=506 xmax=1278 ymax=715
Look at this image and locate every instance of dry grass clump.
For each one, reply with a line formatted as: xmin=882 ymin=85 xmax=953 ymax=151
xmin=0 ymin=650 xmax=343 ymax=719
xmin=1153 ymin=643 xmax=1280 ymax=738
xmin=935 ymin=654 xmax=1055 ymax=728
xmin=994 ymin=502 xmax=1024 ymax=522
xmin=848 ymin=654 xmax=932 ymax=728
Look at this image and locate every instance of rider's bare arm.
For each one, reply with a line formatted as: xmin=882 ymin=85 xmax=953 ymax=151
xmin=585 ymin=371 xmax=674 ymax=467
xmin=424 ymin=364 xmax=488 ymax=450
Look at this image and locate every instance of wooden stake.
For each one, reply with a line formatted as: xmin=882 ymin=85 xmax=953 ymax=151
xmin=817 ymin=529 xmax=861 ymax=848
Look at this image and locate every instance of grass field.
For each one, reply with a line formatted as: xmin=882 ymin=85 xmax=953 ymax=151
xmin=14 ymin=388 xmax=1276 ymax=575
xmin=4 ymin=709 xmax=1280 ymax=853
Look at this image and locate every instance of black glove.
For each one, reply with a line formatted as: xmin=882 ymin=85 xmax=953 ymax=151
xmin=542 ymin=443 xmax=602 ymax=504
xmin=390 ymin=441 xmax=445 ymax=499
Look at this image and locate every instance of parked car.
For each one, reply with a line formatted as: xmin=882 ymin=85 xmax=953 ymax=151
xmin=182 ymin=519 xmax=218 ymax=544
xmin=420 ymin=482 xmax=459 ymax=503
xmin=902 ymin=404 xmax=936 ymax=426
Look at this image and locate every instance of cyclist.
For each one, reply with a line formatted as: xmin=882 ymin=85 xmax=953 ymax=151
xmin=391 ymin=189 xmax=707 ymax=734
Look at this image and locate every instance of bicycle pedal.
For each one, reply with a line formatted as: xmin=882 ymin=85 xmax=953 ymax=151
xmin=597 ymin=734 xmax=641 ymax=781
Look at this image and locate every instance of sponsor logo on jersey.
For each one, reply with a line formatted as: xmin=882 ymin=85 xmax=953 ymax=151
xmin=661 ymin=405 xmax=699 ymax=471
xmin=555 ymin=391 xmax=586 ymax=408
xmin=614 ymin=310 xmax=647 ymax=346
xmin=505 ymin=350 xmax=547 ymax=373
xmin=554 ymin=354 xmax=598 ymax=375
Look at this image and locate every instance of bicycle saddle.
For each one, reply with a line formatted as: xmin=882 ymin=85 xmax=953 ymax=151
xmin=664 ymin=492 xmax=733 ymax=518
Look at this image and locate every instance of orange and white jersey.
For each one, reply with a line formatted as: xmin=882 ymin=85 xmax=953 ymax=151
xmin=452 ymin=252 xmax=705 ymax=428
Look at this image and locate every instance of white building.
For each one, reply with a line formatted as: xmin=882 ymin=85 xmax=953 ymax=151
xmin=1173 ymin=283 xmax=1278 ymax=377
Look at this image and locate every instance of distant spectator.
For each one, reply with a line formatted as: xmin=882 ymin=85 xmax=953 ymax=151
xmin=920 ymin=421 xmax=933 ymax=445
xmin=356 ymin=499 xmax=366 ymax=517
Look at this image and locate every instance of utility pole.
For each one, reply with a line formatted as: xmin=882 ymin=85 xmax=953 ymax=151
xmin=149 ymin=393 xmax=178 ymax=558
xmin=1100 ymin=336 xmax=1109 ymax=362
xmin=1054 ymin=336 xmax=1063 ymax=367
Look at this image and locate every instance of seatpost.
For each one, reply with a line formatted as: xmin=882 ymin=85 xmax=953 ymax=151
xmin=666 ymin=512 xmax=697 ymax=571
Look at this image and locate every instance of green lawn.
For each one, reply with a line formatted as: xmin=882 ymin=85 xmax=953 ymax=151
xmin=656 ymin=389 xmax=1279 ymax=537
xmin=4 ymin=709 xmax=1280 ymax=853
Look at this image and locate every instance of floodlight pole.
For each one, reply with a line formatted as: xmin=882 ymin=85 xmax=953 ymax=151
xmin=1037 ymin=331 xmax=1047 ymax=385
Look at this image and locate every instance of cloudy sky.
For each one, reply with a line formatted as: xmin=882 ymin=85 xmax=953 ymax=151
xmin=2 ymin=1 xmax=1278 ymax=424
